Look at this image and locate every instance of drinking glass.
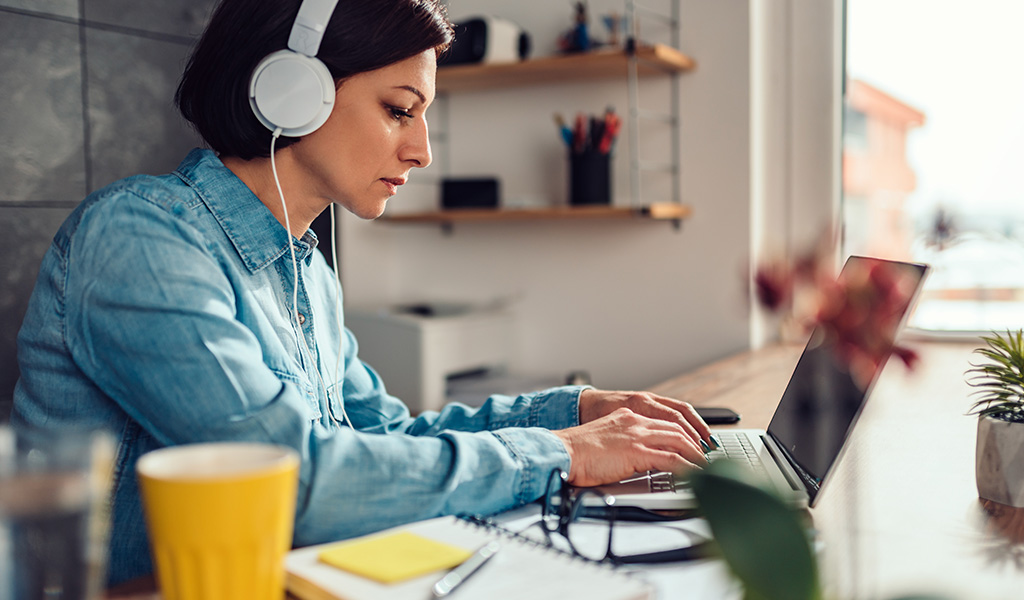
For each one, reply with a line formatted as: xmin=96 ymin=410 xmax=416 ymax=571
xmin=0 ymin=425 xmax=114 ymax=600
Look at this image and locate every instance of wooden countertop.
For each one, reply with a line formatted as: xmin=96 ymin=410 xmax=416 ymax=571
xmin=650 ymin=340 xmax=1024 ymax=599
xmin=648 ymin=343 xmax=803 ymax=430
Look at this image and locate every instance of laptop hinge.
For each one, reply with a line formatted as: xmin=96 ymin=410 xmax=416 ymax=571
xmin=762 ymin=433 xmax=819 ymax=496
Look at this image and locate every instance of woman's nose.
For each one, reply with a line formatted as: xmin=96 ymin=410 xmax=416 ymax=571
xmin=401 ymin=119 xmax=432 ymax=168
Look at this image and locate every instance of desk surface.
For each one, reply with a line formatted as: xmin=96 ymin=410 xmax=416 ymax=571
xmin=109 ymin=341 xmax=1024 ymax=600
xmin=650 ymin=340 xmax=1024 ymax=600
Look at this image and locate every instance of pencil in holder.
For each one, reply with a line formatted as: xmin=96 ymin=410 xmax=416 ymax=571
xmin=569 ymin=149 xmax=611 ymax=205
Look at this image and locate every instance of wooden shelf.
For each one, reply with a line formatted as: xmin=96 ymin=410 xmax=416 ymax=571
xmin=436 ymin=44 xmax=696 ymax=93
xmin=380 ymin=203 xmax=692 ymax=227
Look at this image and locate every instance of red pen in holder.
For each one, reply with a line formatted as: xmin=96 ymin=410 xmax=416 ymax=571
xmin=564 ymin=109 xmax=617 ymax=206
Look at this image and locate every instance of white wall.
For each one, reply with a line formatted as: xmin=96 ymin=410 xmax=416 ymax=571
xmin=338 ymin=0 xmax=839 ymax=391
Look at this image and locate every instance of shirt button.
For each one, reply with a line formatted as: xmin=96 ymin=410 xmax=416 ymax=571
xmin=297 ymin=313 xmax=306 ymax=324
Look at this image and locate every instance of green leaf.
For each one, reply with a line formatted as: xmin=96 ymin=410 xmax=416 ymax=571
xmin=689 ymin=461 xmax=821 ymax=600
xmin=965 ymin=329 xmax=1024 ymax=415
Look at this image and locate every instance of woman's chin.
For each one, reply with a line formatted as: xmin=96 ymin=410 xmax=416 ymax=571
xmin=345 ymin=200 xmax=388 ymax=221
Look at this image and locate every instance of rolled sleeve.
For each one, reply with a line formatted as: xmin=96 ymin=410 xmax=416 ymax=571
xmin=492 ymin=427 xmax=571 ymax=505
xmin=520 ymin=385 xmax=584 ymax=430
xmin=374 ymin=385 xmax=587 ymax=437
xmin=284 ymin=417 xmax=570 ymax=546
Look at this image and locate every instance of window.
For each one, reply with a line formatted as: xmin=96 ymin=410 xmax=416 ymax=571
xmin=842 ymin=0 xmax=1024 ymax=333
xmin=842 ymin=105 xmax=868 ymax=152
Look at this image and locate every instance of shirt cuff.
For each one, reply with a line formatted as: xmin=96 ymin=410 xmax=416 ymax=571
xmin=493 ymin=427 xmax=572 ymax=505
xmin=526 ymin=384 xmax=588 ymax=430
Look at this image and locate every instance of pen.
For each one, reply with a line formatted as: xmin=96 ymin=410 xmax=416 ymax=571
xmin=553 ymin=113 xmax=573 ymax=147
xmin=590 ymin=116 xmax=604 ymax=151
xmin=431 ymin=540 xmax=501 ymax=598
xmin=573 ymin=112 xmax=587 ymax=153
xmin=598 ymin=110 xmax=620 ymax=154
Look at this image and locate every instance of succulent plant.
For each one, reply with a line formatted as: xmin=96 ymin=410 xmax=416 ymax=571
xmin=967 ymin=329 xmax=1024 ymax=423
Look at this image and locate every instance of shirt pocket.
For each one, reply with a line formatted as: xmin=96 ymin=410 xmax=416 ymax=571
xmin=270 ymin=368 xmax=322 ymax=421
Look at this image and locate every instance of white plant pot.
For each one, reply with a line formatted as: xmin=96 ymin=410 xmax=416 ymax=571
xmin=976 ymin=414 xmax=1024 ymax=507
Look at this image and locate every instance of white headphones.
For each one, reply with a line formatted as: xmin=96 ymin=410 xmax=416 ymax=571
xmin=249 ymin=0 xmax=340 ymax=137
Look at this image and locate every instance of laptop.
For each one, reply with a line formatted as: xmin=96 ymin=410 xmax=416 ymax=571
xmin=580 ymin=256 xmax=930 ymax=510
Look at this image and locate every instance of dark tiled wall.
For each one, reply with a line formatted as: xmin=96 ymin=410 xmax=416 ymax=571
xmin=0 ymin=1 xmax=217 ymax=420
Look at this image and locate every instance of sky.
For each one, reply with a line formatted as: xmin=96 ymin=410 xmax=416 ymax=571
xmin=847 ymin=0 xmax=1024 ymax=220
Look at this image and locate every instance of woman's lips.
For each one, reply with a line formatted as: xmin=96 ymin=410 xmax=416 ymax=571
xmin=380 ymin=178 xmax=406 ymax=195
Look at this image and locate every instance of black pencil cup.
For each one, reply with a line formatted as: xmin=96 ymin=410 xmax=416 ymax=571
xmin=569 ymin=150 xmax=611 ymax=205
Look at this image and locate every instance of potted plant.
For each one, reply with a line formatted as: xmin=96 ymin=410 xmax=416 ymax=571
xmin=968 ymin=329 xmax=1024 ymax=507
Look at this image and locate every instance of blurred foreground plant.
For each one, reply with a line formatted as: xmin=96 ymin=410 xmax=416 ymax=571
xmin=690 ymin=461 xmax=821 ymax=600
xmin=689 ymin=461 xmax=952 ymax=600
xmin=754 ymin=248 xmax=921 ymax=389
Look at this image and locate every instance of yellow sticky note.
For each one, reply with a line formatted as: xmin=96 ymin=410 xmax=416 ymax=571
xmin=317 ymin=531 xmax=472 ymax=584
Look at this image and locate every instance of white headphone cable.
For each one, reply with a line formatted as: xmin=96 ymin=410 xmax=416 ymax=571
xmin=328 ymin=202 xmax=352 ymax=428
xmin=270 ymin=129 xmax=352 ymax=429
xmin=329 ymin=203 xmax=345 ymax=399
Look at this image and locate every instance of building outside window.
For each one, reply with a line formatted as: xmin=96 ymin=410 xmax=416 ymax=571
xmin=842 ymin=0 xmax=1024 ymax=333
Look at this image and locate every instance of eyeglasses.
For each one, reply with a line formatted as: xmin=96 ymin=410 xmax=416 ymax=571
xmin=536 ymin=468 xmax=713 ymax=565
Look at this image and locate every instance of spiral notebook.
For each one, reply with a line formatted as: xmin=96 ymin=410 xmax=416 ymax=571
xmin=286 ymin=515 xmax=652 ymax=600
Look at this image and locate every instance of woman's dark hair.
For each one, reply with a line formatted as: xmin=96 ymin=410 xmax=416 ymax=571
xmin=176 ymin=0 xmax=453 ymax=159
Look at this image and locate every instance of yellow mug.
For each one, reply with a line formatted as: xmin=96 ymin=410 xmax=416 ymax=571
xmin=136 ymin=442 xmax=299 ymax=600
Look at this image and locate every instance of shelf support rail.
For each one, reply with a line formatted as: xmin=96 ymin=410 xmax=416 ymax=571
xmin=626 ymin=0 xmax=642 ymax=209
xmin=624 ymin=0 xmax=683 ymax=210
xmin=630 ymin=2 xmax=680 ymax=26
xmin=670 ymin=0 xmax=681 ymax=210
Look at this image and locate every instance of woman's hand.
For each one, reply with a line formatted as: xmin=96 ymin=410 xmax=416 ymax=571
xmin=551 ymin=389 xmax=713 ymax=487
xmin=579 ymin=389 xmax=711 ymax=445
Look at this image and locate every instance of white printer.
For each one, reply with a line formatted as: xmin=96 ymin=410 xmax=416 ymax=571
xmin=345 ymin=303 xmax=514 ymax=413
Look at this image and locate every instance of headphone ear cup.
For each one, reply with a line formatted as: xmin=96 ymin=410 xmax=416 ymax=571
xmin=249 ymin=49 xmax=335 ymax=137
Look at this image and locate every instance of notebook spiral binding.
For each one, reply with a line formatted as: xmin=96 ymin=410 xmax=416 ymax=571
xmin=456 ymin=514 xmax=629 ymax=573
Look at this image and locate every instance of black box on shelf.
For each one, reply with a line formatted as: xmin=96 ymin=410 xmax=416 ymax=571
xmin=441 ymin=178 xmax=500 ymax=209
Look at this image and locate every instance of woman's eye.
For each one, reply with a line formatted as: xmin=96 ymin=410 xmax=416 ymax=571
xmin=388 ymin=106 xmax=414 ymax=121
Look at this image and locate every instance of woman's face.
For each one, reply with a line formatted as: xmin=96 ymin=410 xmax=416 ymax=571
xmin=293 ymin=49 xmax=436 ymax=219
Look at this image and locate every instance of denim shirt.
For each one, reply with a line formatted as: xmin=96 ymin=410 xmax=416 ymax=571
xmin=13 ymin=148 xmax=578 ymax=586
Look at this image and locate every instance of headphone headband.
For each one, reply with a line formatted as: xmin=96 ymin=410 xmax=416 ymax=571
xmin=289 ymin=0 xmax=340 ymax=56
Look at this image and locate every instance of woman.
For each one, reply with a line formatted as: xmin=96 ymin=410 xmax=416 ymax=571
xmin=13 ymin=0 xmax=711 ymax=586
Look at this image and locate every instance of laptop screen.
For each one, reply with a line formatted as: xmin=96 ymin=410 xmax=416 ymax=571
xmin=765 ymin=256 xmax=928 ymax=504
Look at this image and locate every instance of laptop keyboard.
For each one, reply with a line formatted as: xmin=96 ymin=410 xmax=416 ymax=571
xmin=643 ymin=434 xmax=770 ymax=491
xmin=706 ymin=432 xmax=768 ymax=477
xmin=646 ymin=432 xmax=770 ymax=493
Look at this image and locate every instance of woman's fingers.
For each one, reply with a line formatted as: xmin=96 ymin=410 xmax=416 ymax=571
xmin=553 ymin=408 xmax=707 ymax=487
xmin=629 ymin=394 xmax=711 ymax=446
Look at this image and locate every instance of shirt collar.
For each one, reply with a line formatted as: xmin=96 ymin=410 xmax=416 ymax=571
xmin=174 ymin=148 xmax=319 ymax=273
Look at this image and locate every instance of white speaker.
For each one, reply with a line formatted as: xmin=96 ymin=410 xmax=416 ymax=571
xmin=249 ymin=0 xmax=340 ymax=137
